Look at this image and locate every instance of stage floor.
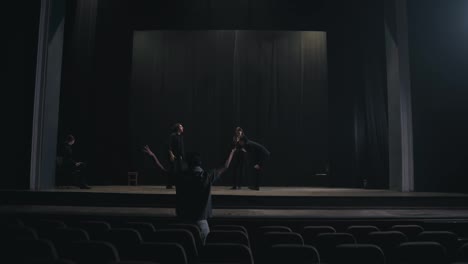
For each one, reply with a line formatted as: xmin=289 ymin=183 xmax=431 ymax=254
xmin=2 ymin=204 xmax=468 ymax=220
xmin=3 ymin=186 xmax=468 ymax=213
xmin=2 ymin=186 xmax=468 ymax=220
xmin=48 ymin=185 xmax=468 ymax=198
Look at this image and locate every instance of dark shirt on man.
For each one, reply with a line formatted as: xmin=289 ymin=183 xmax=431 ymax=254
xmin=169 ymin=133 xmax=185 ymax=159
xmin=176 ymin=167 xmax=223 ymax=221
xmin=60 ymin=143 xmax=75 ymax=170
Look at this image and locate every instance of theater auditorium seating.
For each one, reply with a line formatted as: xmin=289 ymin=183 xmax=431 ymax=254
xmin=205 ymin=230 xmax=250 ymax=247
xmin=2 ymin=215 xmax=468 ymax=264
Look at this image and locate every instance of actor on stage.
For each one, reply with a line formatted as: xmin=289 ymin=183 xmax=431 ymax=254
xmin=167 ymin=123 xmax=185 ymax=189
xmin=231 ymin=127 xmax=248 ymax=189
xmin=58 ymin=134 xmax=90 ymax=189
xmin=176 ymin=149 xmax=235 ymax=242
xmin=238 ymin=136 xmax=270 ymax=191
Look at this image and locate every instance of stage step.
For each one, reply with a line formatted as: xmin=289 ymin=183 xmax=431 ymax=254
xmin=2 ymin=186 xmax=468 ymax=210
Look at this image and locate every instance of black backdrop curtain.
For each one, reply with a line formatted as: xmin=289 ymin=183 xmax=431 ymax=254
xmin=130 ymin=30 xmax=328 ymax=186
xmin=58 ymin=0 xmax=99 ymax=183
xmin=360 ymin=1 xmax=389 ymax=189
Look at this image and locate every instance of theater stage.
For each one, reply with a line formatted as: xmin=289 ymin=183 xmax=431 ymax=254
xmin=49 ymin=185 xmax=468 ymax=198
xmin=2 ymin=186 xmax=468 ymax=211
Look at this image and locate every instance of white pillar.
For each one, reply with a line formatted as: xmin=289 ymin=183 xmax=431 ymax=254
xmin=386 ymin=0 xmax=414 ymax=192
xmin=30 ymin=0 xmax=65 ymax=190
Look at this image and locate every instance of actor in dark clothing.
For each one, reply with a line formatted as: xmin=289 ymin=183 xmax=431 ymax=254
xmin=231 ymin=127 xmax=248 ymax=189
xmin=58 ymin=135 xmax=90 ymax=189
xmin=167 ymin=123 xmax=185 ymax=189
xmin=238 ymin=136 xmax=270 ymax=191
xmin=176 ymin=149 xmax=235 ymax=242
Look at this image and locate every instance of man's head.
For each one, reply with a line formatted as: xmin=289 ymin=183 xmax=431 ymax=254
xmin=186 ymin=152 xmax=202 ymax=169
xmin=65 ymin=134 xmax=75 ymax=145
xmin=235 ymin=127 xmax=243 ymax=137
xmin=172 ymin=123 xmax=184 ymax=134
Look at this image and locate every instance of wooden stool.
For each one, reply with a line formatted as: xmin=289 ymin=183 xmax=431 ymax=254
xmin=128 ymin=171 xmax=138 ymax=186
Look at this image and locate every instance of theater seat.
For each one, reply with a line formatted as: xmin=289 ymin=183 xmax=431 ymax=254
xmin=314 ymin=233 xmax=356 ymax=263
xmin=99 ymin=228 xmax=143 ymax=260
xmin=268 ymin=244 xmax=320 ymax=264
xmin=368 ymin=231 xmax=408 ymax=263
xmin=124 ymin=222 xmax=156 ymax=241
xmin=62 ymin=241 xmax=120 ymax=264
xmin=166 ymin=223 xmax=203 ymax=249
xmin=346 ymin=225 xmax=380 ymax=243
xmin=9 ymin=239 xmax=59 ymax=263
xmin=26 ymin=219 xmax=66 ymax=230
xmin=257 ymin=225 xmax=292 ymax=234
xmin=133 ymin=242 xmax=187 ymax=264
xmin=2 ymin=226 xmax=38 ymax=240
xmin=396 ymin=241 xmax=447 ymax=264
xmin=29 ymin=220 xmax=67 ymax=238
xmin=457 ymin=243 xmax=468 ymax=262
xmin=75 ymin=221 xmax=111 ymax=240
xmin=147 ymin=229 xmax=198 ymax=264
xmin=0 ymin=218 xmax=24 ymax=228
xmin=391 ymin=225 xmax=424 ymax=241
xmin=200 ymin=243 xmax=253 ymax=264
xmin=256 ymin=232 xmax=304 ymax=263
xmin=302 ymin=226 xmax=337 ymax=245
xmin=417 ymin=231 xmax=459 ymax=260
xmin=262 ymin=232 xmax=304 ymax=247
xmin=48 ymin=227 xmax=90 ymax=243
xmin=206 ymin=231 xmax=250 ymax=247
xmin=333 ymin=244 xmax=385 ymax=264
xmin=212 ymin=225 xmax=249 ymax=237
xmin=45 ymin=227 xmax=90 ymax=256
xmin=253 ymin=226 xmax=293 ymax=251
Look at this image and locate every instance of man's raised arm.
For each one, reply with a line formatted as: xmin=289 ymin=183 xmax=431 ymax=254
xmin=143 ymin=145 xmax=167 ymax=171
xmin=213 ymin=148 xmax=236 ymax=178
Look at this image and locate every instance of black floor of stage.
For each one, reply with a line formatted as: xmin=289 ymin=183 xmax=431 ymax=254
xmin=2 ymin=186 xmax=468 ymax=211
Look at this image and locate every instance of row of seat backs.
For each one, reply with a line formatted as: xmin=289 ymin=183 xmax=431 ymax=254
xmin=4 ymin=237 xmax=258 ymax=264
xmin=8 ymin=237 xmax=468 ymax=264
xmin=2 ymin=220 xmax=464 ymax=247
xmin=4 ymin=217 xmax=462 ymax=241
xmin=3 ymin=219 xmax=468 ymax=263
xmin=252 ymin=225 xmax=468 ymax=264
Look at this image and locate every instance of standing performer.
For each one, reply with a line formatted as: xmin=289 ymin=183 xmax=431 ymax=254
xmin=167 ymin=123 xmax=185 ymax=189
xmin=238 ymin=136 xmax=270 ymax=191
xmin=231 ymin=127 xmax=248 ymax=190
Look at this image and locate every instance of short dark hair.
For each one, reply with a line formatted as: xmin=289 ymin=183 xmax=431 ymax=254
xmin=172 ymin=123 xmax=182 ymax=133
xmin=65 ymin=134 xmax=75 ymax=143
xmin=186 ymin=152 xmax=202 ymax=168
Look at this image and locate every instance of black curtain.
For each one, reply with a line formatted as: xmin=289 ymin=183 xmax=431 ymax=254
xmin=58 ymin=0 xmax=99 ymax=179
xmin=130 ymin=30 xmax=328 ymax=186
xmin=327 ymin=0 xmax=389 ymax=189
xmin=59 ymin=0 xmax=133 ymax=185
xmin=359 ymin=42 xmax=389 ymax=189
xmin=359 ymin=0 xmax=389 ymax=189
